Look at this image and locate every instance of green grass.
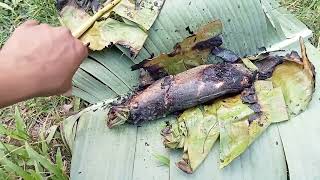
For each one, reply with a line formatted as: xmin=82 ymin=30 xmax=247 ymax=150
xmin=0 ymin=0 xmax=76 ymax=178
xmin=0 ymin=0 xmax=319 ymax=179
xmin=0 ymin=96 xmax=85 ymax=179
xmin=0 ymin=0 xmax=59 ymax=46
xmin=280 ymin=0 xmax=320 ymax=47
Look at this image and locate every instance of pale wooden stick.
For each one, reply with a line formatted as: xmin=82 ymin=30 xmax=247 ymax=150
xmin=72 ymin=0 xmax=121 ymax=38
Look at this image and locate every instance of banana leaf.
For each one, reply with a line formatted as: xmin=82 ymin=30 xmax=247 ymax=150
xmin=132 ymin=20 xmax=223 ymax=76
xmin=62 ymin=0 xmax=320 ymax=179
xmin=162 ymin=105 xmax=219 ymax=174
xmin=219 ymin=80 xmax=289 ymax=168
xmin=59 ymin=0 xmax=165 ymax=53
xmin=272 ymin=39 xmax=316 ymax=117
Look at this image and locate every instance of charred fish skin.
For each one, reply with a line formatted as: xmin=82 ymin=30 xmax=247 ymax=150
xmin=166 ymin=63 xmax=254 ymax=112
xmin=108 ymin=64 xmax=254 ymax=127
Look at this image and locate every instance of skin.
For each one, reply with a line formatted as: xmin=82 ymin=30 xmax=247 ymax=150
xmin=0 ymin=20 xmax=88 ymax=108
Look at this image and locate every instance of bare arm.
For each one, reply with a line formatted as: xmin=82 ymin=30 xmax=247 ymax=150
xmin=0 ymin=20 xmax=88 ymax=108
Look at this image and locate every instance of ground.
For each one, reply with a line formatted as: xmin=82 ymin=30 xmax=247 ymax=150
xmin=0 ymin=0 xmax=319 ymax=179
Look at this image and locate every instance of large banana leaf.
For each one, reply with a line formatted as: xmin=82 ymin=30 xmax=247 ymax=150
xmin=64 ymin=0 xmax=320 ymax=179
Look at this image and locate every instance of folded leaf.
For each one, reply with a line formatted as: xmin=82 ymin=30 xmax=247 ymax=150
xmin=271 ymin=38 xmax=315 ymax=117
xmin=218 ymin=95 xmax=255 ymax=168
xmin=219 ymin=80 xmax=288 ymax=168
xmin=254 ymin=81 xmax=289 ymax=123
xmin=60 ymin=6 xmax=148 ymax=54
xmin=161 ymin=121 xmax=185 ymax=149
xmin=112 ymin=0 xmax=165 ymax=31
xmin=162 ymin=104 xmax=219 ymax=174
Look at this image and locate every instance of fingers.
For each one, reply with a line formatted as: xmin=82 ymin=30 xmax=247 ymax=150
xmin=56 ymin=26 xmax=88 ymax=62
xmin=20 ymin=20 xmax=39 ymax=27
xmin=55 ymin=26 xmax=72 ymax=35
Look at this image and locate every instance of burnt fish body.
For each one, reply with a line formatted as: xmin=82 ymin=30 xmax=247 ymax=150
xmin=107 ymin=63 xmax=254 ymax=128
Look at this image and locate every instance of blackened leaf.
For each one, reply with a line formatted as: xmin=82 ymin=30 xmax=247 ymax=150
xmin=283 ymin=51 xmax=303 ymax=64
xmin=254 ymin=55 xmax=283 ymax=80
xmin=211 ymin=47 xmax=240 ymax=63
xmin=133 ymin=20 xmax=223 ymax=77
xmin=246 ymin=50 xmax=284 ymax=61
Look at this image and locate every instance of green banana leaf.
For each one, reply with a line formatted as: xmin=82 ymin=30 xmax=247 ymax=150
xmin=62 ymin=0 xmax=320 ymax=179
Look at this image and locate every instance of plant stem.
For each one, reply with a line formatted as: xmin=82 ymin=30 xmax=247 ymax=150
xmin=72 ymin=0 xmax=122 ymax=38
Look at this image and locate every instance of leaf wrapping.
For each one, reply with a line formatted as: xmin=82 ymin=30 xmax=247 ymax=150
xmin=58 ymin=0 xmax=165 ymax=54
xmin=132 ymin=20 xmax=223 ymax=77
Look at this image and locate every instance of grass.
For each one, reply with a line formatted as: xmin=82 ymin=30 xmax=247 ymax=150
xmin=0 ymin=0 xmax=59 ymax=46
xmin=280 ymin=0 xmax=320 ymax=47
xmin=0 ymin=0 xmax=319 ymax=179
xmin=0 ymin=96 xmax=86 ymax=179
xmin=0 ymin=0 xmax=77 ymax=179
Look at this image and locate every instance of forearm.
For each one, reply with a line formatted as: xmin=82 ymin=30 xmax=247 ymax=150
xmin=0 ymin=54 xmax=41 ymax=108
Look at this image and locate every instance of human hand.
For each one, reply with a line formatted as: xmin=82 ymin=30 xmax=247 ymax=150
xmin=0 ymin=20 xmax=88 ymax=107
xmin=0 ymin=20 xmax=88 ymax=97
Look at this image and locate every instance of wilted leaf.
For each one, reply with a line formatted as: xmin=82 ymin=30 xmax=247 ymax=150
xmin=254 ymin=81 xmax=289 ymax=123
xmin=39 ymin=122 xmax=49 ymax=156
xmin=112 ymin=0 xmax=165 ymax=31
xmin=271 ymin=38 xmax=316 ymax=117
xmin=60 ymin=6 xmax=147 ymax=53
xmin=132 ymin=20 xmax=223 ymax=78
xmin=58 ymin=0 xmax=164 ymax=54
xmin=242 ymin=58 xmax=259 ymax=72
xmin=218 ymin=95 xmax=255 ymax=168
xmin=161 ymin=121 xmax=185 ymax=149
xmin=219 ymin=80 xmax=288 ymax=168
xmin=163 ymin=104 xmax=219 ymax=174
